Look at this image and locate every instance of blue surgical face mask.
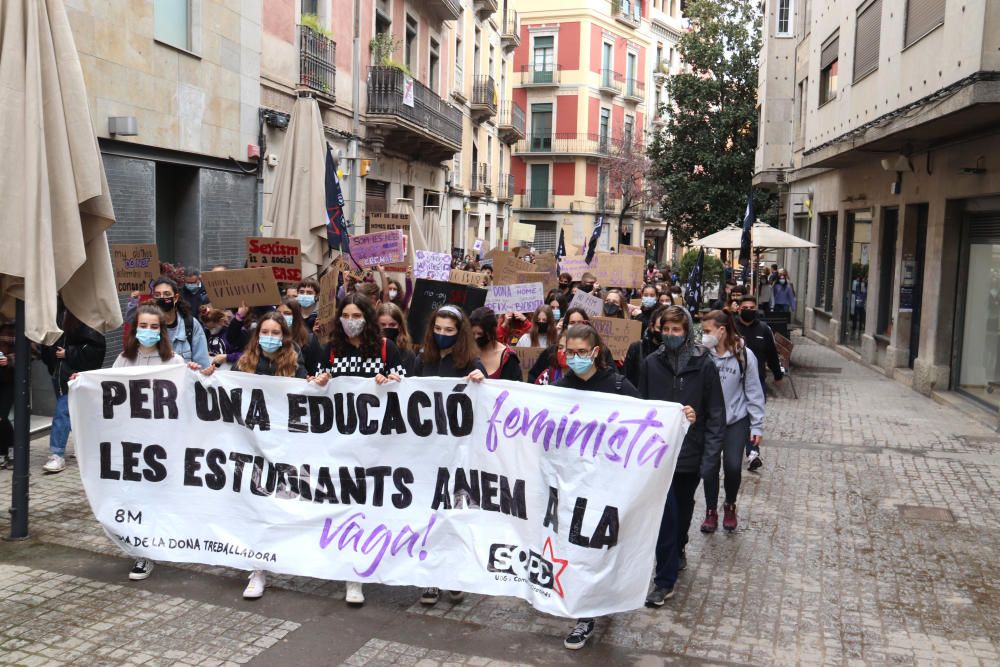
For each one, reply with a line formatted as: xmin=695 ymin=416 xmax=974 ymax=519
xmin=135 ymin=329 xmax=160 ymax=348
xmin=641 ymin=296 xmax=657 ymax=309
xmin=566 ymin=353 xmax=594 ymax=376
xmin=297 ymin=294 xmax=316 ymax=308
xmin=552 ymin=308 xmax=561 ymax=320
xmin=259 ymin=335 xmax=283 ymax=353
xmin=184 ymin=282 xmax=201 ymax=292
xmin=283 ymin=314 xmax=294 ymax=328
xmin=434 ymin=333 xmax=458 ymax=350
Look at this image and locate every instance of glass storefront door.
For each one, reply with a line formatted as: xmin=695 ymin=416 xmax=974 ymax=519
xmin=842 ymin=209 xmax=872 ymax=351
xmin=957 ymin=216 xmax=1000 ymax=410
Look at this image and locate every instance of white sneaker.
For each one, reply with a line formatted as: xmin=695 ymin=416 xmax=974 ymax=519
xmin=345 ymin=581 xmax=365 ymax=606
xmin=243 ymin=570 xmax=266 ymax=599
xmin=42 ymin=455 xmax=65 ymax=473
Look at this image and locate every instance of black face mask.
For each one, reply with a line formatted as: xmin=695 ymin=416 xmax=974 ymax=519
xmin=382 ymin=327 xmax=400 ymax=342
xmin=155 ymin=297 xmax=175 ymax=312
xmin=535 ymin=321 xmax=549 ymax=333
xmin=474 ymin=334 xmax=489 ymax=348
xmin=648 ymin=330 xmax=663 ymax=345
xmin=578 ymin=284 xmax=594 ymax=293
xmin=739 ymin=309 xmax=758 ymax=324
xmin=559 ymin=283 xmax=570 ymax=290
xmin=603 ymin=303 xmax=621 ymax=317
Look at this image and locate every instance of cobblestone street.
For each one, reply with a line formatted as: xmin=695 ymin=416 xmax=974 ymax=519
xmin=1 ymin=336 xmax=998 ymax=666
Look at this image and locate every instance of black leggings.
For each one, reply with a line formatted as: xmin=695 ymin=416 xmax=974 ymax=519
xmin=703 ymin=416 xmax=750 ymax=508
xmin=0 ymin=379 xmax=12 ymax=458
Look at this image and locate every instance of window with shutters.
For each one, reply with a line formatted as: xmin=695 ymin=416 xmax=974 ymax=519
xmin=776 ymin=0 xmax=793 ymax=36
xmin=819 ymin=31 xmax=839 ymax=105
xmin=904 ymin=0 xmax=945 ymax=48
xmin=815 ymin=214 xmax=838 ymax=312
xmin=853 ymin=0 xmax=881 ymax=82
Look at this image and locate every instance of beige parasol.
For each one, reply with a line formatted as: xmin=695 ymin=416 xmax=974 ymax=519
xmin=692 ymin=221 xmax=817 ymax=250
xmin=265 ymin=96 xmax=330 ymax=279
xmin=0 ymin=0 xmax=123 ymax=345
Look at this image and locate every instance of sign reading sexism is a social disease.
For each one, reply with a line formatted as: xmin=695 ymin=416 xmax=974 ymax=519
xmin=68 ymin=368 xmax=687 ymax=618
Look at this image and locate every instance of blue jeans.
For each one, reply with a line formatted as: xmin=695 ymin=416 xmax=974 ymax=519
xmin=772 ymin=304 xmax=790 ymax=313
xmin=50 ymin=393 xmax=71 ymax=457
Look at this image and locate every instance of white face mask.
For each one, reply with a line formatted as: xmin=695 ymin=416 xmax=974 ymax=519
xmin=702 ymin=332 xmax=719 ymax=349
xmin=388 ymin=289 xmax=399 ymax=300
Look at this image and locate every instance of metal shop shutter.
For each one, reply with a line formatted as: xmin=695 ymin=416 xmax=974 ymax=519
xmin=904 ymin=0 xmax=945 ymax=47
xmin=853 ymin=0 xmax=881 ymax=81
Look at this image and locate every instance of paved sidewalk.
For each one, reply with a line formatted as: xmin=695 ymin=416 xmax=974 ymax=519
xmin=1 ymin=336 xmax=998 ymax=666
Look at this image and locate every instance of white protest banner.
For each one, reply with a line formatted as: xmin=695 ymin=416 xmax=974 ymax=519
xmin=414 ymin=250 xmax=452 ymax=281
xmin=485 ymin=282 xmax=545 ymax=314
xmin=570 ymin=290 xmax=603 ymax=318
xmin=68 ymin=368 xmax=687 ymax=618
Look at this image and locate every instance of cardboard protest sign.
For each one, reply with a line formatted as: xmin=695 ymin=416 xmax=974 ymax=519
xmin=491 ymin=250 xmax=531 ymax=286
xmin=414 ymin=250 xmax=452 ymax=281
xmin=596 ymin=253 xmax=645 ymax=289
xmin=485 ymin=282 xmax=545 ymax=314
xmin=407 ymin=279 xmax=487 ymax=344
xmin=516 ymin=271 xmax=556 ymax=295
xmin=111 ymin=244 xmax=160 ymax=293
xmin=569 ymin=290 xmax=604 ymax=318
xmin=591 ymin=316 xmax=642 ymax=361
xmin=349 ymin=230 xmax=406 ymax=268
xmin=619 ymin=245 xmax=646 ymax=257
xmin=557 ymin=256 xmax=594 ymax=281
xmin=448 ymin=269 xmax=486 ymax=286
xmin=246 ymin=237 xmax=301 ymax=284
xmin=316 ymin=264 xmax=342 ymax=341
xmin=367 ymin=212 xmax=410 ymax=233
xmin=201 ymin=267 xmax=281 ymax=309
xmin=70 ymin=369 xmax=687 ymax=618
xmin=516 ymin=347 xmax=547 ymax=382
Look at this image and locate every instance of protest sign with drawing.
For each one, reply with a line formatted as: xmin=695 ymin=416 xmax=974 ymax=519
xmin=111 ymin=244 xmax=160 ymax=294
xmin=349 ymin=230 xmax=406 ymax=268
xmin=414 ymin=250 xmax=452 ymax=281
xmin=485 ymin=283 xmax=545 ymax=314
xmin=590 ymin=316 xmax=642 ymax=361
xmin=69 ymin=368 xmax=688 ymax=618
xmin=569 ymin=290 xmax=604 ymax=318
xmin=201 ymin=268 xmax=282 ymax=309
xmin=246 ymin=237 xmax=301 ymax=284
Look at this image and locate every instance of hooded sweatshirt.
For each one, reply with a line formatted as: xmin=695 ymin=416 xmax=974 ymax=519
xmin=639 ymin=307 xmax=726 ymax=478
xmin=707 ymin=346 xmax=765 ymax=437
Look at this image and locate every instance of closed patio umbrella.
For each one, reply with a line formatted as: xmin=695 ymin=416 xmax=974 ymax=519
xmin=266 ymin=95 xmax=330 ymax=279
xmin=0 ymin=0 xmax=123 ymax=538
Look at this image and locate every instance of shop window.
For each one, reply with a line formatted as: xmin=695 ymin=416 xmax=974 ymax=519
xmin=815 ymin=213 xmax=838 ymax=312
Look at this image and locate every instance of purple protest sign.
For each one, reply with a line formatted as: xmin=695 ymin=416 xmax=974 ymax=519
xmin=349 ymin=229 xmax=405 ymax=268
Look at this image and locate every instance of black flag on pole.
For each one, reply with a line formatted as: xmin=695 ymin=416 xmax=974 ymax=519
xmin=739 ymin=193 xmax=754 ymax=267
xmin=585 ymin=215 xmax=604 ymax=264
xmin=556 ymin=227 xmax=566 ymax=260
xmin=686 ymin=246 xmax=705 ymax=313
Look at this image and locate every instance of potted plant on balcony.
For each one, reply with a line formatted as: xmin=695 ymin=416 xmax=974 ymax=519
xmin=369 ymin=33 xmax=413 ymax=76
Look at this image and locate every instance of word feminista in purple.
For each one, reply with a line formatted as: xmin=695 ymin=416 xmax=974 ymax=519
xmin=484 ymin=390 xmax=673 ymax=470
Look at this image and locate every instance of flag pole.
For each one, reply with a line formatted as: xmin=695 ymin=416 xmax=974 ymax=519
xmin=7 ymin=298 xmax=30 ymax=540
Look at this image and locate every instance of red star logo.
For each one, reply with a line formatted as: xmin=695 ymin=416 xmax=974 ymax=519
xmin=542 ymin=537 xmax=569 ymax=598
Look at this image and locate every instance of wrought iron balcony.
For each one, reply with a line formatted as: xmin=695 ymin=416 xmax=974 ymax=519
xmin=424 ymin=0 xmax=462 ymax=21
xmin=470 ymin=162 xmax=490 ymax=197
xmin=611 ymin=0 xmax=642 ymax=28
xmin=471 ymin=75 xmax=497 ymax=122
xmin=599 ymin=69 xmax=624 ymax=96
xmin=517 ymin=65 xmax=562 ymax=87
xmin=299 ymin=25 xmax=336 ymax=99
xmin=514 ymin=132 xmax=613 ymax=157
xmin=366 ymin=66 xmax=463 ymax=163
xmin=498 ymin=101 xmax=525 ymax=144
xmin=515 ymin=188 xmax=555 ymax=210
xmin=496 ymin=173 xmax=514 ymax=201
xmin=501 ymin=11 xmax=520 ymax=53
xmin=624 ymin=78 xmax=645 ymax=102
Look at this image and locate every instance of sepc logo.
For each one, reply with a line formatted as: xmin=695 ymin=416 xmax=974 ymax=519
xmin=487 ymin=537 xmax=569 ymax=597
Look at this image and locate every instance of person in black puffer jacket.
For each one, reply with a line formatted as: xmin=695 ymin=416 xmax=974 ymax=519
xmin=623 ymin=305 xmax=668 ymax=388
xmin=639 ymin=305 xmax=725 ymax=607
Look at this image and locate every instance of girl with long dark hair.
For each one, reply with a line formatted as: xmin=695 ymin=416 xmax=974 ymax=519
xmin=469 ymin=307 xmax=522 ymax=381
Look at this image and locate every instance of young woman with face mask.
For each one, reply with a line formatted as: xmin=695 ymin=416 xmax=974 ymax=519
xmin=697 ymin=310 xmax=765 ymax=534
xmin=602 ymin=290 xmax=628 ymax=319
xmin=534 ymin=330 xmax=569 ymax=385
xmin=376 ymin=302 xmax=416 ymax=375
xmin=201 ymin=308 xmax=246 ymax=369
xmin=518 ymin=305 xmax=555 ymax=348
xmin=624 ymin=305 xmax=668 ymax=388
xmin=124 ymin=276 xmax=211 ymax=368
xmin=637 ymin=285 xmax=660 ymax=334
xmin=295 ymin=278 xmax=321 ymax=329
xmin=276 ymin=298 xmax=324 ymax=373
xmin=469 ymin=307 xmax=523 ymax=381
xmin=232 ymin=312 xmax=306 ymax=601
xmin=114 ymin=304 xmax=213 ymax=583
xmin=556 ymin=323 xmax=695 ymax=650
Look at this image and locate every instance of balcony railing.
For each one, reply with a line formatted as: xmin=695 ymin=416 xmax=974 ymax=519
xmin=624 ymin=77 xmax=645 ymax=101
xmin=496 ymin=173 xmax=514 ymax=201
xmin=299 ymin=25 xmax=336 ymax=99
xmin=471 ymin=75 xmax=498 ymax=120
xmin=367 ymin=66 xmax=463 ymax=159
xmin=611 ymin=0 xmax=642 ymax=27
xmin=501 ymin=11 xmax=520 ymax=51
xmin=498 ymin=101 xmax=525 ymax=143
xmin=518 ymin=65 xmax=562 ymax=86
xmin=425 ymin=0 xmax=462 ymax=21
xmin=514 ymin=132 xmax=644 ymax=156
xmin=599 ymin=69 xmax=624 ymax=95
xmin=470 ymin=162 xmax=489 ymax=195
xmin=516 ymin=188 xmax=555 ymax=209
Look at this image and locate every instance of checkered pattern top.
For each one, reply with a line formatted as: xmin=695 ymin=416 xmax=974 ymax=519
xmin=315 ymin=340 xmax=407 ymax=379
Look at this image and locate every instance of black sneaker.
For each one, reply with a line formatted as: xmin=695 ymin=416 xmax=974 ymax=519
xmin=678 ymin=549 xmax=687 ymax=572
xmin=128 ymin=559 xmax=154 ymax=581
xmin=563 ymin=618 xmax=595 ymax=650
xmin=645 ymin=586 xmax=675 ymax=608
xmin=748 ymin=451 xmax=763 ymax=472
xmin=448 ymin=590 xmax=465 ymax=602
xmin=420 ymin=587 xmax=440 ymax=605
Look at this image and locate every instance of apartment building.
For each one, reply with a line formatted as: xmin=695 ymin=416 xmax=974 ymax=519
xmin=506 ymin=0 xmax=653 ymax=253
xmin=66 ymin=0 xmax=262 ymax=271
xmin=261 ymin=0 xmax=512 ymax=256
xmin=754 ymin=0 xmax=1000 ymax=422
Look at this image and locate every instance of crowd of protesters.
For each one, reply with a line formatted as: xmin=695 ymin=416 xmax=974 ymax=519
xmin=0 ymin=250 xmax=793 ymax=651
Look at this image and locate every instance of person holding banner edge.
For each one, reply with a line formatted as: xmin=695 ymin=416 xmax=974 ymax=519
xmin=640 ymin=305 xmax=726 ymax=607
